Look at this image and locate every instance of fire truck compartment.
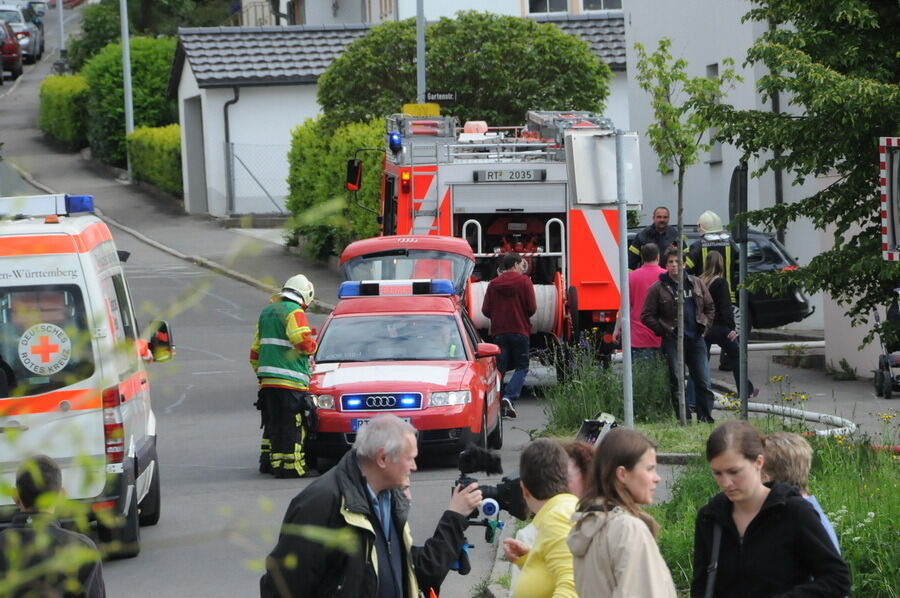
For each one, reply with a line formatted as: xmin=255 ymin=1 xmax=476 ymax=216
xmin=450 ymin=183 xmax=566 ymax=213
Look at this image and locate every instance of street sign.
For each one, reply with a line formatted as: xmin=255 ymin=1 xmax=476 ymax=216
xmin=425 ymin=91 xmax=456 ymax=103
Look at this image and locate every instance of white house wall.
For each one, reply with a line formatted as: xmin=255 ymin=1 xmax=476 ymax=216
xmin=394 ymin=0 xmax=521 ymax=19
xmin=605 ymin=70 xmax=629 ymax=131
xmin=177 ymin=64 xmax=202 ymax=212
xmin=624 ymin=0 xmax=822 ymax=329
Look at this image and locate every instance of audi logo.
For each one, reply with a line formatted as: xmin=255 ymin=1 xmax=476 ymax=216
xmin=366 ymin=396 xmax=397 ymax=408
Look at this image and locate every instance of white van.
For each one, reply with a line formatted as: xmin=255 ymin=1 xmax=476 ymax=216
xmin=0 ymin=194 xmax=173 ymax=558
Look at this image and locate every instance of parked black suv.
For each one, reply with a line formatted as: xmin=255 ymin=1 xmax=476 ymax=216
xmin=628 ymin=225 xmax=814 ymax=329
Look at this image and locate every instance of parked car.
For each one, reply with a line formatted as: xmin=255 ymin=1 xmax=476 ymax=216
xmin=0 ymin=3 xmax=42 ymax=64
xmin=627 ymin=225 xmax=814 ymax=329
xmin=15 ymin=1 xmax=46 ymax=35
xmin=0 ymin=19 xmax=22 ymax=80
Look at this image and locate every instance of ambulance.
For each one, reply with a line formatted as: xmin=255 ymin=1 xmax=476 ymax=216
xmin=0 ymin=194 xmax=173 ymax=558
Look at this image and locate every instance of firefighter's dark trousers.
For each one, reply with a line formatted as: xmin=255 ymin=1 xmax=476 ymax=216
xmin=257 ymin=387 xmax=308 ymax=477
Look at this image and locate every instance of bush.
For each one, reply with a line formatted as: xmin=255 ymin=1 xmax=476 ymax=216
xmin=67 ymin=0 xmax=125 ymax=72
xmin=37 ymin=75 xmax=89 ymax=149
xmin=127 ymin=124 xmax=182 ymax=196
xmin=649 ymin=436 xmax=900 ymax=596
xmin=285 ymin=117 xmax=383 ymax=259
xmin=542 ymin=344 xmax=673 ymax=432
xmin=82 ymin=36 xmax=177 ymax=167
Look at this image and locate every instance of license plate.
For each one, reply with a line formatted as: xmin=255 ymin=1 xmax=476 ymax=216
xmin=353 ymin=417 xmax=411 ymax=431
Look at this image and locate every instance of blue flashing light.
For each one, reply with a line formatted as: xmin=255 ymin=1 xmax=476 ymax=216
xmin=430 ymin=279 xmax=455 ymax=295
xmin=65 ymin=195 xmax=94 ymax=214
xmin=338 ymin=279 xmax=456 ymax=298
xmin=342 ymin=393 xmax=422 ymax=411
xmin=338 ymin=281 xmax=362 ymax=298
xmin=388 ymin=131 xmax=403 ymax=154
xmin=345 ymin=398 xmax=363 ymax=408
xmin=399 ymin=396 xmax=418 ymax=407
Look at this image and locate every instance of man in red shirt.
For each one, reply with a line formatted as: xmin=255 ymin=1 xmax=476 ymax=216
xmin=482 ymin=253 xmax=536 ymax=419
xmin=613 ymin=243 xmax=666 ymax=358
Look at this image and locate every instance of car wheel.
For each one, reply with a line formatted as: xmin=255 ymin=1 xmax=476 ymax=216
xmin=97 ymin=483 xmax=141 ymax=559
xmin=488 ymin=405 xmax=503 ymax=449
xmin=883 ymin=373 xmax=893 ymax=399
xmin=875 ymin=369 xmax=884 ymax=397
xmin=11 ymin=62 xmax=22 ymax=79
xmin=138 ymin=461 xmax=161 ymax=526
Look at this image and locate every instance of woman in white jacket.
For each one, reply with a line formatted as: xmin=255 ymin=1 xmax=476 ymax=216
xmin=567 ymin=428 xmax=677 ymax=598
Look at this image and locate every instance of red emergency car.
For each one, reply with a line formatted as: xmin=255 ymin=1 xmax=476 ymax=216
xmin=307 ymin=279 xmax=503 ymax=463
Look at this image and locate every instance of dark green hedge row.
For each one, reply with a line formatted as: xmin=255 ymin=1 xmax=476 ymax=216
xmin=285 ymin=117 xmax=384 ymax=259
xmin=82 ymin=36 xmax=177 ymax=167
xmin=127 ymin=124 xmax=182 ymax=197
xmin=37 ymin=75 xmax=90 ymax=149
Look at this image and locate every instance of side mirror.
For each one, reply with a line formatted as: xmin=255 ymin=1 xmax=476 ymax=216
xmin=346 ymin=158 xmax=362 ymax=191
xmin=476 ymin=342 xmax=501 ymax=358
xmin=147 ymin=320 xmax=175 ymax=362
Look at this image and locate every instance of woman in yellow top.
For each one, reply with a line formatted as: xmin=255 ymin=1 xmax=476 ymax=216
xmin=503 ymin=438 xmax=578 ymax=598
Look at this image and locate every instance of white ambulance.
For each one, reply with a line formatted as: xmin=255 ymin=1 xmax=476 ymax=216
xmin=0 ymin=194 xmax=173 ymax=558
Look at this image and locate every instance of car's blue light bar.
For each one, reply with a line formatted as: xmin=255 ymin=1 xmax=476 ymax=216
xmin=338 ymin=279 xmax=456 ymax=298
xmin=342 ymin=393 xmax=422 ymax=411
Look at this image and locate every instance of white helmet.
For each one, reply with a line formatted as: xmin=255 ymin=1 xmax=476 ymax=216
xmin=281 ymin=274 xmax=314 ymax=307
xmin=697 ymin=210 xmax=724 ymax=234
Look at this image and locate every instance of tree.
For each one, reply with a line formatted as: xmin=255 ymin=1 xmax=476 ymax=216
xmin=705 ymin=0 xmax=900 ymax=346
xmin=634 ymin=38 xmax=739 ymax=424
xmin=317 ymin=11 xmax=612 ymax=128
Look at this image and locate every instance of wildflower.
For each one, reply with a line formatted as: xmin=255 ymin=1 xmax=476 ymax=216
xmin=852 ymin=536 xmax=861 ymax=542
xmin=867 ymin=512 xmax=875 ymax=519
xmin=769 ymin=375 xmax=785 ymax=382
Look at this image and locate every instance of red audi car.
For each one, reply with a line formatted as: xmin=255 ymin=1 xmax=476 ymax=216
xmin=307 ymin=279 xmax=503 ymax=465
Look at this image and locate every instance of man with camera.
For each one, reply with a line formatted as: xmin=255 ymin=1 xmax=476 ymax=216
xmin=260 ymin=414 xmax=483 ymax=598
xmin=502 ymin=439 xmax=578 ymax=598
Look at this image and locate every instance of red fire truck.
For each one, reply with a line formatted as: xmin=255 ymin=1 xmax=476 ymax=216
xmin=347 ymin=110 xmax=642 ymax=355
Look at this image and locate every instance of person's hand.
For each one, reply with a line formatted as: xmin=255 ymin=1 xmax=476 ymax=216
xmin=727 ymin=330 xmax=738 ymax=341
xmin=503 ymin=538 xmax=530 ymax=562
xmin=448 ymin=482 xmax=482 ymax=516
xmin=612 ymin=328 xmax=621 ymax=343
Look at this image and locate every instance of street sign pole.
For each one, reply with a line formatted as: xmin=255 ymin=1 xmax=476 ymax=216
xmin=416 ymin=0 xmax=425 ymax=104
xmin=617 ymin=130 xmax=634 ymax=428
xmin=729 ymin=163 xmax=750 ymax=419
xmin=119 ymin=0 xmax=134 ymax=183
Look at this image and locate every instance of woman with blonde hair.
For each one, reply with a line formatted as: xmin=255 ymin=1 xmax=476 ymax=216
xmin=567 ymin=427 xmax=677 ymax=597
xmin=699 ymin=251 xmax=757 ymax=398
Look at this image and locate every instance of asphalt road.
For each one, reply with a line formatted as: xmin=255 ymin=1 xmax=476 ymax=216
xmin=101 ymin=232 xmax=541 ymax=597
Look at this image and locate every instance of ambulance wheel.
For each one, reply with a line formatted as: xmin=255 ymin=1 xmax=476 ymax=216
xmin=138 ymin=461 xmax=161 ymax=526
xmin=98 ymin=484 xmax=141 ymax=559
xmin=875 ymin=370 xmax=884 ymax=397
xmin=488 ymin=408 xmax=503 ymax=449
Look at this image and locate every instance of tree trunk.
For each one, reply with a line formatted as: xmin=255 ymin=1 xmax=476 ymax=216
xmin=676 ymin=166 xmax=687 ymax=425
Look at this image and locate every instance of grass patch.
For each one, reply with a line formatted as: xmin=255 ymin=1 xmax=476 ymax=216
xmin=647 ymin=433 xmax=900 ymax=596
xmin=639 ymin=416 xmax=810 ymax=454
xmin=495 ymin=572 xmax=512 ymax=590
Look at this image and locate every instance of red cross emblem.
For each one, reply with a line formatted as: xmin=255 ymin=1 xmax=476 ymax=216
xmin=31 ymin=335 xmax=60 ymax=363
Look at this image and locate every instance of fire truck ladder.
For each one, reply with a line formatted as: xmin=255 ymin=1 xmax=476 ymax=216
xmin=410 ymin=142 xmax=441 ymax=234
xmin=461 ymin=218 xmax=567 ymax=287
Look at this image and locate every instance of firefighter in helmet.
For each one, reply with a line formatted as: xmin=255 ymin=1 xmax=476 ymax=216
xmin=250 ymin=274 xmax=318 ymax=478
xmin=688 ymin=211 xmax=736 ymax=303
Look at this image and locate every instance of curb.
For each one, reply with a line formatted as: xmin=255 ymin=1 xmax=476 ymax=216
xmin=11 ymin=164 xmax=338 ymax=312
xmin=485 ymin=514 xmax=516 ymax=598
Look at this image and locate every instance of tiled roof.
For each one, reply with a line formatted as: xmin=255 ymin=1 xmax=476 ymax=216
xmin=168 ymin=13 xmax=626 ymax=96
xmin=535 ymin=12 xmax=626 ymax=70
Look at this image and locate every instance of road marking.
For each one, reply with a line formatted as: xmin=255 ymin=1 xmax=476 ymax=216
xmin=164 ymin=384 xmax=194 ymax=414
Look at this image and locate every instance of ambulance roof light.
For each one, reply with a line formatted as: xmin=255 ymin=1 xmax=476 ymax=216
xmin=338 ymin=279 xmax=456 ymax=298
xmin=0 ymin=193 xmax=94 ymax=218
xmin=65 ymin=195 xmax=94 ymax=214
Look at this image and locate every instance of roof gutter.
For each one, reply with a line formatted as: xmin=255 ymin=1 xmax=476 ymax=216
xmin=224 ymin=87 xmax=240 ymax=214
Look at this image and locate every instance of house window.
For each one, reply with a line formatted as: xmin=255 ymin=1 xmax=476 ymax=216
xmin=583 ymin=0 xmax=622 ymax=9
xmin=529 ymin=0 xmax=567 ymax=13
xmin=706 ymin=63 xmax=723 ymax=164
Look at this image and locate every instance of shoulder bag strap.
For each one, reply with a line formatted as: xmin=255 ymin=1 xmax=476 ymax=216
xmin=704 ymin=523 xmax=723 ymax=598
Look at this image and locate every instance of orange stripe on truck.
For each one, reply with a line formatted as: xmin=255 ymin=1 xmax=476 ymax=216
xmin=0 ymin=222 xmax=113 ymax=256
xmin=0 ymin=389 xmax=103 ymax=415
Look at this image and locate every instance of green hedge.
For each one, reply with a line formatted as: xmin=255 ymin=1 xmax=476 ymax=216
xmin=82 ymin=36 xmax=177 ymax=167
xmin=37 ymin=75 xmax=90 ymax=149
xmin=285 ymin=117 xmax=384 ymax=259
xmin=127 ymin=124 xmax=182 ymax=197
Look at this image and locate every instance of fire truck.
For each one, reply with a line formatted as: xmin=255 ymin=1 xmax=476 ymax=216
xmin=346 ymin=110 xmax=642 ymax=355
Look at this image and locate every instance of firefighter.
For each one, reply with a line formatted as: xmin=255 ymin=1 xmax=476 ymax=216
xmin=250 ymin=274 xmax=318 ymax=478
xmin=688 ymin=211 xmax=736 ymax=302
xmin=628 ymin=206 xmax=689 ymax=270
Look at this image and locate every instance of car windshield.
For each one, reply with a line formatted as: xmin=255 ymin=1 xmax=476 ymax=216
xmin=316 ymin=314 xmax=465 ymax=363
xmin=0 ymin=285 xmax=95 ymax=397
xmin=342 ymin=250 xmax=473 ymax=294
xmin=0 ymin=10 xmax=20 ymax=22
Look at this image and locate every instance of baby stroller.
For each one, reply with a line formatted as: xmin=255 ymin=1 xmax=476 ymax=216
xmin=873 ymin=303 xmax=900 ymax=399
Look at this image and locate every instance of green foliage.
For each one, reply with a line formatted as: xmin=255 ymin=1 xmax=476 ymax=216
xmin=701 ymin=0 xmax=900 ymax=348
xmin=318 ymin=11 xmax=611 ymax=129
xmin=66 ymin=0 xmax=125 ymax=72
xmin=285 ymin=118 xmax=383 ymax=259
xmin=127 ymin=124 xmax=182 ymax=196
xmin=82 ymin=36 xmax=178 ymax=167
xmin=37 ymin=75 xmax=89 ymax=149
xmin=542 ymin=344 xmax=673 ymax=433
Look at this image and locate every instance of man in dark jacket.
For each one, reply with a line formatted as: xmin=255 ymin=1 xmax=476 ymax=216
xmin=0 ymin=455 xmax=106 ymax=598
xmin=641 ymin=247 xmax=716 ymax=422
xmin=481 ymin=252 xmax=536 ymax=419
xmin=629 ymin=206 xmax=683 ymax=269
xmin=260 ymin=414 xmax=482 ymax=598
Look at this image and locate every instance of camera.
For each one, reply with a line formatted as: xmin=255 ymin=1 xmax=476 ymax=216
xmin=454 ymin=444 xmax=528 ymax=522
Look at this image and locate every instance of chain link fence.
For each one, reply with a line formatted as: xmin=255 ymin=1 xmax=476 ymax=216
xmin=227 ymin=143 xmax=290 ymax=215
